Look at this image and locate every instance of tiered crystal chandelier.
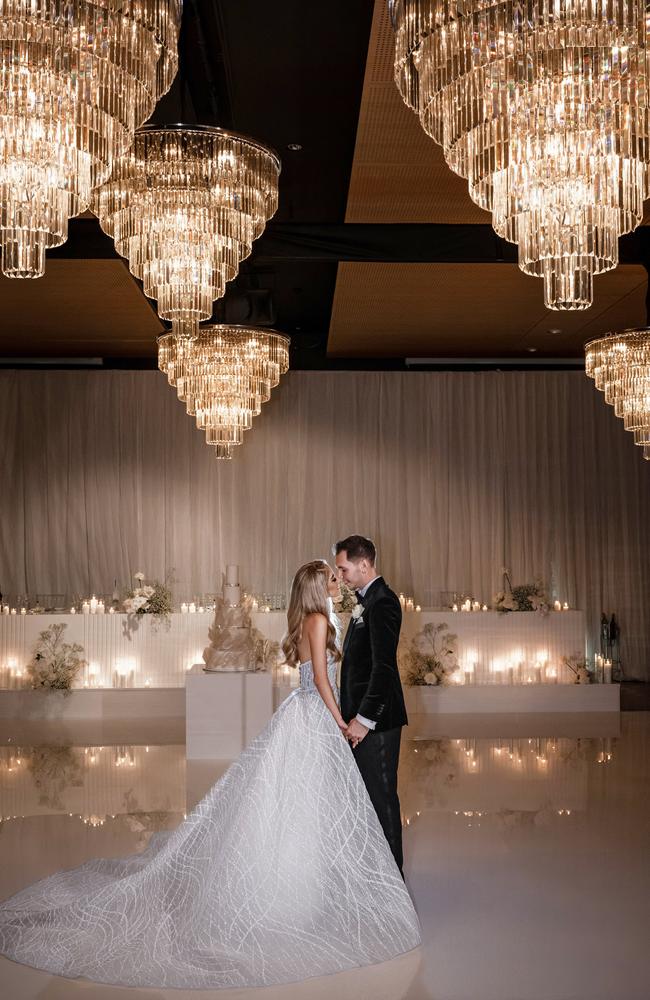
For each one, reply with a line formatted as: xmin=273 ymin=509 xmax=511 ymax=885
xmin=158 ymin=325 xmax=290 ymax=459
xmin=0 ymin=0 xmax=180 ymax=279
xmin=390 ymin=1 xmax=650 ymax=310
xmin=585 ymin=329 xmax=650 ymax=461
xmin=94 ymin=125 xmax=280 ymax=336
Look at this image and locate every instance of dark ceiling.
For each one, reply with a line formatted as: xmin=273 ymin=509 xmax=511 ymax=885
xmin=1 ymin=0 xmax=649 ymax=370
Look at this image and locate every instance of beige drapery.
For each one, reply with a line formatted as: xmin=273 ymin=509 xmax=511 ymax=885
xmin=0 ymin=369 xmax=647 ymax=678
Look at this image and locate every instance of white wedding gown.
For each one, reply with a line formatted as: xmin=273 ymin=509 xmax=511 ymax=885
xmin=0 ymin=657 xmax=421 ymax=989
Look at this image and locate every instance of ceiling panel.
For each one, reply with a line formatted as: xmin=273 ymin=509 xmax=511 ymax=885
xmin=0 ymin=261 xmax=164 ymax=358
xmin=328 ymin=263 xmax=648 ymax=358
xmin=345 ymin=1 xmax=487 ymax=224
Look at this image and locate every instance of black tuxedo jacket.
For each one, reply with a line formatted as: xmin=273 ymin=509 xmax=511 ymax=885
xmin=340 ymin=577 xmax=408 ymax=732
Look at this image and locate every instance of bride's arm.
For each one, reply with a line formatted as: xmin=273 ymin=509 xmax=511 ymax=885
xmin=304 ymin=613 xmax=346 ymax=731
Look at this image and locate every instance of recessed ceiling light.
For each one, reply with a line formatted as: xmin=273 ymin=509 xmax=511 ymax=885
xmin=287 ymin=143 xmax=302 ymax=151
xmin=527 ymin=347 xmax=538 ymax=352
xmin=547 ymin=327 xmax=562 ymax=334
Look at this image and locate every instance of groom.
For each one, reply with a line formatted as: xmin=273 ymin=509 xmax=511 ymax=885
xmin=333 ymin=534 xmax=408 ymax=874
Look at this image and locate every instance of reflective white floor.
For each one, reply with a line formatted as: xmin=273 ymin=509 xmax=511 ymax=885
xmin=1 ymin=712 xmax=648 ymax=1000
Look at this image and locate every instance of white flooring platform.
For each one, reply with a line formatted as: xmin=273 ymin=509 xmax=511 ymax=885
xmin=405 ymin=683 xmax=620 ymax=714
xmin=0 ymin=687 xmax=184 ymax=720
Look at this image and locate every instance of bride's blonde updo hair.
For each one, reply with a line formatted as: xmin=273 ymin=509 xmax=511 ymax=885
xmin=281 ymin=560 xmax=341 ymax=668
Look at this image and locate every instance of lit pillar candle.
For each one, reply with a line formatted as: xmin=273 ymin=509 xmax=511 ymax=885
xmin=97 ymin=601 xmax=105 ymax=615
xmin=89 ymin=595 xmax=98 ymax=614
xmin=481 ymin=604 xmax=488 ymax=612
xmin=70 ymin=606 xmax=76 ymax=615
xmin=554 ymin=600 xmax=561 ymax=612
xmin=108 ymin=606 xmax=115 ymax=615
xmin=180 ymin=602 xmax=188 ymax=614
xmin=604 ymin=659 xmax=612 ymax=684
xmin=472 ymin=600 xmax=480 ymax=612
xmin=452 ymin=603 xmax=458 ymax=612
xmin=251 ymin=599 xmax=259 ymax=612
xmin=399 ymin=593 xmax=406 ymax=609
xmin=2 ymin=606 xmax=9 ymax=615
xmin=188 ymin=602 xmax=196 ymax=614
xmin=406 ymin=598 xmax=414 ymax=612
xmin=562 ymin=602 xmax=569 ymax=611
xmin=415 ymin=604 xmax=421 ymax=612
xmin=20 ymin=607 xmax=26 ymax=616
xmin=10 ymin=608 xmax=16 ymax=616
xmin=82 ymin=601 xmax=90 ymax=615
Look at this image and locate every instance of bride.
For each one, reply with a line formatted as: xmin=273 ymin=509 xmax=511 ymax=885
xmin=0 ymin=560 xmax=421 ymax=989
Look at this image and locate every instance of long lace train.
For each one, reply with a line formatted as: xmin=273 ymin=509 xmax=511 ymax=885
xmin=0 ymin=659 xmax=421 ymax=988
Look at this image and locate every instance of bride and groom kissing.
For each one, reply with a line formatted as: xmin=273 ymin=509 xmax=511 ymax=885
xmin=0 ymin=534 xmax=420 ymax=989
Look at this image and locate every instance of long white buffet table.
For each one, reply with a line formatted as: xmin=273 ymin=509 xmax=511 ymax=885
xmin=0 ymin=608 xmax=588 ymax=689
xmin=0 ymin=608 xmax=618 ymax=721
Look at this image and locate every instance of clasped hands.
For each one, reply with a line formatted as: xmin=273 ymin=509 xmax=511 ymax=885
xmin=340 ymin=718 xmax=368 ymax=749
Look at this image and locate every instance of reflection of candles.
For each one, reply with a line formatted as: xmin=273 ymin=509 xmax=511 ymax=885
xmin=545 ymin=665 xmax=557 ymax=684
xmin=534 ymin=662 xmax=543 ymax=684
xmin=251 ymin=599 xmax=259 ymax=611
xmin=507 ymin=664 xmax=515 ymax=685
xmin=554 ymin=600 xmax=561 ymax=612
xmin=492 ymin=665 xmax=503 ymax=685
xmin=464 ymin=663 xmax=474 ymax=685
xmin=264 ymin=605 xmax=271 ymax=614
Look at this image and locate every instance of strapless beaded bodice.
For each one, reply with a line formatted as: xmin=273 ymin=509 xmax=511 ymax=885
xmin=299 ymin=656 xmax=338 ymax=693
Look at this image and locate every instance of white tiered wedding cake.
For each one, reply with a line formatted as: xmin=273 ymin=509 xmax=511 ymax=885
xmin=202 ymin=566 xmax=256 ymax=672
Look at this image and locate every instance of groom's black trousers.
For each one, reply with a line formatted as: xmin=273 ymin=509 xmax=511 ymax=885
xmin=352 ymin=727 xmax=403 ymax=874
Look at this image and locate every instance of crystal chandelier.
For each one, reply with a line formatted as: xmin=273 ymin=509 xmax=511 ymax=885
xmin=390 ymin=1 xmax=650 ymax=311
xmin=158 ymin=325 xmax=290 ymax=459
xmin=585 ymin=329 xmax=650 ymax=461
xmin=0 ymin=1 xmax=180 ymax=279
xmin=94 ymin=125 xmax=280 ymax=335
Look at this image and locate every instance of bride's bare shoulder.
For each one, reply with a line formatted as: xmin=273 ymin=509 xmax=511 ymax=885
xmin=302 ymin=612 xmax=328 ymax=634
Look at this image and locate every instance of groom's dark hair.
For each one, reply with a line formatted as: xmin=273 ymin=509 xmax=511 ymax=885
xmin=333 ymin=534 xmax=377 ymax=565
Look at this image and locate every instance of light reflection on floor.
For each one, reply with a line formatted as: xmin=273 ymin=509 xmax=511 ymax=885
xmin=1 ymin=713 xmax=648 ymax=1000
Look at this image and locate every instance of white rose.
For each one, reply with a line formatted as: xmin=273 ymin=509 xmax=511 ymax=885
xmin=351 ymin=605 xmax=364 ymax=622
xmin=134 ymin=572 xmax=145 ymax=582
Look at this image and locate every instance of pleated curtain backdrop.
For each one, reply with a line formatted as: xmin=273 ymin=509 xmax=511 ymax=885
xmin=0 ymin=369 xmax=648 ymax=678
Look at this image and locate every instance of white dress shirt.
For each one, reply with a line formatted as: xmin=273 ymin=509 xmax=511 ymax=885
xmin=354 ymin=576 xmax=380 ymax=731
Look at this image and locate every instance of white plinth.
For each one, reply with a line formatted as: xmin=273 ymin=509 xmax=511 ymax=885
xmin=185 ymin=665 xmax=273 ymax=759
xmin=405 ymin=683 xmax=620 ymax=714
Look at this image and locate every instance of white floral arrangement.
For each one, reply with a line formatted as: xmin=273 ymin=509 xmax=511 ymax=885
xmin=493 ymin=567 xmax=550 ymax=616
xmin=561 ymin=654 xmax=592 ymax=684
xmin=401 ymin=622 xmax=459 ymax=686
xmin=123 ymin=571 xmax=173 ymax=627
xmin=26 ymin=623 xmax=87 ymax=693
xmin=333 ymin=582 xmax=358 ymax=613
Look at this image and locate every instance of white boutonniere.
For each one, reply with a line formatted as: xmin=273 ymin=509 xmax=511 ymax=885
xmin=351 ymin=604 xmax=364 ymax=624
